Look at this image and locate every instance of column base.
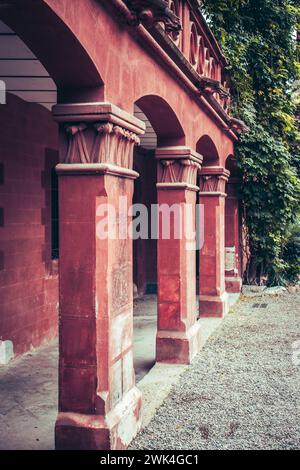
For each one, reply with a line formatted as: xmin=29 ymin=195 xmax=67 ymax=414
xmin=55 ymin=386 xmax=142 ymax=450
xmin=225 ymin=276 xmax=242 ymax=293
xmin=199 ymin=292 xmax=229 ymax=318
xmin=156 ymin=321 xmax=202 ymax=365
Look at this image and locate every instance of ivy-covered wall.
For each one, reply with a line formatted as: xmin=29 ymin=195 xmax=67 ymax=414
xmin=203 ymin=0 xmax=300 ymax=285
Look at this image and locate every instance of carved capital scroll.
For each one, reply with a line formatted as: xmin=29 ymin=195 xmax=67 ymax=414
xmin=91 ymin=123 xmax=140 ymax=167
xmin=199 ymin=166 xmax=230 ymax=194
xmin=64 ymin=124 xmax=89 ymax=164
xmin=156 ymin=146 xmax=202 ymax=189
xmin=62 ymin=122 xmax=140 ymax=167
xmin=179 ymin=158 xmax=201 ymax=186
xmin=52 ymin=102 xmax=145 ymax=170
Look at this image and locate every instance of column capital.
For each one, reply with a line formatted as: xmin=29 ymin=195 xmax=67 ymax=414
xmin=199 ymin=166 xmax=230 ymax=196
xmin=52 ymin=102 xmax=145 ymax=172
xmin=156 ymin=146 xmax=203 ymax=191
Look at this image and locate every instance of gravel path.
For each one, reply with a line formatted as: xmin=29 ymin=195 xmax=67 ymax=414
xmin=131 ymin=293 xmax=300 ymax=450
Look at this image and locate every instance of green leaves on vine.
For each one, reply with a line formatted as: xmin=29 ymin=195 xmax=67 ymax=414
xmin=204 ymin=0 xmax=300 ymax=284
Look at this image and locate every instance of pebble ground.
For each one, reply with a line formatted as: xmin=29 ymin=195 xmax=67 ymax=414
xmin=131 ymin=293 xmax=300 ymax=450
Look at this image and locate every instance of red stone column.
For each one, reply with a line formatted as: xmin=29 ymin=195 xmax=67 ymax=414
xmin=225 ymin=178 xmax=242 ymax=293
xmin=198 ymin=167 xmax=230 ymax=317
xmin=52 ymin=103 xmax=145 ymax=450
xmin=156 ymin=147 xmax=203 ymax=364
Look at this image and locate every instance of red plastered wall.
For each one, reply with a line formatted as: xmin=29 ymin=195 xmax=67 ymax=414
xmin=0 ymin=93 xmax=59 ymax=358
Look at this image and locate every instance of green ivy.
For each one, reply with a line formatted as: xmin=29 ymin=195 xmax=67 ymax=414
xmin=203 ymin=0 xmax=300 ymax=285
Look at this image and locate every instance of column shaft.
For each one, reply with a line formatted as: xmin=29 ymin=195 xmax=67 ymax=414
xmin=199 ymin=166 xmax=229 ymax=317
xmin=53 ymin=103 xmax=145 ymax=450
xmin=156 ymin=147 xmax=202 ymax=364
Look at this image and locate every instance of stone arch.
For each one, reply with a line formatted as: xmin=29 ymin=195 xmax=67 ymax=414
xmin=135 ymin=94 xmax=185 ymax=147
xmin=196 ymin=134 xmax=220 ymax=166
xmin=0 ymin=0 xmax=103 ymax=102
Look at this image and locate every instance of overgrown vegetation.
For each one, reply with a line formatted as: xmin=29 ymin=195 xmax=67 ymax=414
xmin=203 ymin=0 xmax=300 ymax=285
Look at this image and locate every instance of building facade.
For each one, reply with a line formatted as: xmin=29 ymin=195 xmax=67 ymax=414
xmin=0 ymin=0 xmax=245 ymax=450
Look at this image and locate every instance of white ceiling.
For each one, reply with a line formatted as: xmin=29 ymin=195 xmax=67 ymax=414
xmin=134 ymin=105 xmax=157 ymax=150
xmin=0 ymin=20 xmax=57 ymax=110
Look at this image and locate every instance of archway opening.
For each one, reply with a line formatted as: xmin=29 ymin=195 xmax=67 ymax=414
xmin=0 ymin=16 xmax=61 ymax=450
xmin=195 ymin=135 xmax=221 ymax=300
xmin=132 ymin=95 xmax=185 ymax=382
xmin=196 ymin=134 xmax=220 ymax=167
xmin=135 ymin=94 xmax=185 ymax=147
xmin=132 ymin=103 xmax=158 ymax=382
xmin=0 ymin=5 xmax=103 ymax=448
xmin=225 ymin=154 xmax=240 ymax=177
xmin=0 ymin=0 xmax=105 ymax=362
xmin=0 ymin=16 xmax=61 ymax=357
xmin=0 ymin=0 xmax=103 ymax=102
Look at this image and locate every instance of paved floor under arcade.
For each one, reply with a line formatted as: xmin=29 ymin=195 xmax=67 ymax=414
xmin=0 ymin=294 xmax=238 ymax=450
xmin=0 ymin=295 xmax=158 ymax=450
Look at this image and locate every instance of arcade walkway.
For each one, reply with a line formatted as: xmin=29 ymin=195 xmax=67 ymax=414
xmin=0 ymin=293 xmax=230 ymax=450
xmin=0 ymin=295 xmax=157 ymax=450
xmin=1 ymin=293 xmax=299 ymax=450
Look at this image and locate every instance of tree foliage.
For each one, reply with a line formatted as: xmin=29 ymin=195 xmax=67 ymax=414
xmin=203 ymin=0 xmax=300 ymax=285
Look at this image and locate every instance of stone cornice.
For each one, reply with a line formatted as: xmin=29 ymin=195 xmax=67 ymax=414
xmin=150 ymin=23 xmax=231 ymax=114
xmin=56 ymin=163 xmax=139 ymax=179
xmin=108 ymin=1 xmax=248 ymax=139
xmin=107 ymin=0 xmax=236 ymax=132
xmin=156 ymin=146 xmax=203 ymax=164
xmin=52 ymin=102 xmax=145 ymax=135
xmin=199 ymin=166 xmax=230 ymax=177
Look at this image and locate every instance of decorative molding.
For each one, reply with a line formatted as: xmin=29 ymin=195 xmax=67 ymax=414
xmin=110 ymin=1 xmax=250 ymax=131
xmin=199 ymin=174 xmax=228 ymax=193
xmin=149 ymin=13 xmax=233 ymax=114
xmin=63 ymin=122 xmax=140 ymax=167
xmin=52 ymin=102 xmax=145 ymax=133
xmin=156 ymin=147 xmax=202 ymax=187
xmin=229 ymin=117 xmax=250 ymax=134
xmin=158 ymin=159 xmax=201 ymax=185
xmin=125 ymin=0 xmax=181 ymax=34
xmin=53 ymin=102 xmax=145 ymax=169
xmin=160 ymin=159 xmax=176 ymax=182
xmin=179 ymin=158 xmax=201 ymax=185
xmin=156 ymin=182 xmax=199 ymax=191
xmin=198 ymin=77 xmax=229 ymax=98
xmin=199 ymin=166 xmax=230 ymax=194
xmin=55 ymin=163 xmax=139 ymax=180
xmin=64 ymin=124 xmax=89 ymax=164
